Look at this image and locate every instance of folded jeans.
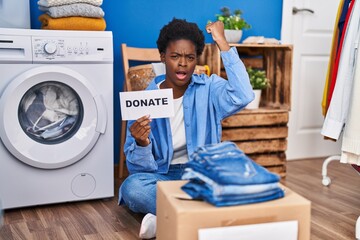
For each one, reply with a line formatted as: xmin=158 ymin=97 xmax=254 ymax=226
xmin=182 ymin=168 xmax=280 ymax=196
xmin=186 ymin=141 xmax=280 ymax=185
xmin=185 ymin=154 xmax=280 ymax=185
xmin=181 ymin=181 xmax=285 ymax=207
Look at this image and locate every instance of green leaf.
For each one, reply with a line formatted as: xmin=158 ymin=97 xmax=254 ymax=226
xmin=246 ymin=67 xmax=271 ymax=90
xmin=209 ymin=7 xmax=251 ymax=30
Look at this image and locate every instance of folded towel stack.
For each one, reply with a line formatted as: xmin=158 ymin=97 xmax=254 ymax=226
xmin=181 ymin=141 xmax=284 ymax=207
xmin=38 ymin=0 xmax=106 ymax=31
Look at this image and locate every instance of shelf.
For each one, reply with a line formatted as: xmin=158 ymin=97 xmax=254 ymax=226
xmin=229 ymin=43 xmax=293 ymax=50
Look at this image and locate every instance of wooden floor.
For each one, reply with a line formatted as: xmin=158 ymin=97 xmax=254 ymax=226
xmin=0 ymin=158 xmax=359 ymax=240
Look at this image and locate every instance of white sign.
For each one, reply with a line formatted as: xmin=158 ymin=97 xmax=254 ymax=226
xmin=198 ymin=220 xmax=298 ymax=240
xmin=119 ymin=89 xmax=174 ymax=120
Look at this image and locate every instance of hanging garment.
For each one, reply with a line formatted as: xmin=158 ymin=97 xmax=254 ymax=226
xmin=340 ymin=46 xmax=360 ymax=165
xmin=322 ymin=0 xmax=346 ymax=116
xmin=351 ymin=164 xmax=360 ymax=174
xmin=337 ymin=0 xmax=353 ymax=49
xmin=326 ymin=0 xmax=355 ymax=113
xmin=321 ymin=0 xmax=360 ymax=140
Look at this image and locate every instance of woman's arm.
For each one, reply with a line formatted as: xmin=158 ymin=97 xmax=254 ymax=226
xmin=206 ymin=21 xmax=254 ymax=119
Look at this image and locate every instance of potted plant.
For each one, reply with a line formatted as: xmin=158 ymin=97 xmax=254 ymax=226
xmin=211 ymin=7 xmax=251 ymax=43
xmin=246 ymin=67 xmax=270 ymax=109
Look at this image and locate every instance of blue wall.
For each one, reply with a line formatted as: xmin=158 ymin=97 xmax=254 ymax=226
xmin=30 ymin=0 xmax=283 ymax=164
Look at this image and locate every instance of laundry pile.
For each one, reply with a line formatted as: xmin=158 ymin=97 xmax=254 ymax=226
xmin=19 ymin=83 xmax=80 ymax=141
xmin=181 ymin=141 xmax=284 ymax=207
xmin=38 ymin=0 xmax=106 ymax=31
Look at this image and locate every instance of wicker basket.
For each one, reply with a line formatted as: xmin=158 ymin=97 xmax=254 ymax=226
xmin=127 ymin=64 xmax=209 ymax=91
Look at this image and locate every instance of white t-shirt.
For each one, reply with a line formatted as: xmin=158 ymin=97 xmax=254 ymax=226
xmin=158 ymin=81 xmax=188 ymax=164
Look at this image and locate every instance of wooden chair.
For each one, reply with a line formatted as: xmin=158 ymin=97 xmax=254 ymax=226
xmin=119 ymin=43 xmax=214 ymax=178
xmin=119 ymin=43 xmax=161 ymax=178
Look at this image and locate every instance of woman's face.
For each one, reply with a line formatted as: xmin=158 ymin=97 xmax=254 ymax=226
xmin=161 ymin=39 xmax=197 ymax=97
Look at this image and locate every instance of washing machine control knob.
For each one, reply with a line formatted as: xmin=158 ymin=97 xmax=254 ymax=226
xmin=44 ymin=42 xmax=57 ymax=54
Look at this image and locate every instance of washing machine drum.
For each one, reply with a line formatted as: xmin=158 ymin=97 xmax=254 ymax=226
xmin=0 ymin=66 xmax=107 ymax=169
xmin=19 ymin=82 xmax=82 ymax=144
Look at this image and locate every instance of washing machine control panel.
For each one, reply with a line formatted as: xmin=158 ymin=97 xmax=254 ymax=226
xmin=32 ymin=37 xmax=112 ymax=62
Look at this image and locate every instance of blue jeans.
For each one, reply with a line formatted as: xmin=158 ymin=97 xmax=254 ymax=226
xmin=181 ymin=181 xmax=284 ymax=207
xmin=187 ymin=141 xmax=280 ymax=185
xmin=118 ymin=164 xmax=186 ymax=215
xmin=182 ymin=168 xmax=280 ymax=196
xmin=181 ymin=141 xmax=284 ymax=206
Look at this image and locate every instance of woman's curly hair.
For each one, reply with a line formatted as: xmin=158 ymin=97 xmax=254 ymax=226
xmin=157 ymin=18 xmax=205 ymax=56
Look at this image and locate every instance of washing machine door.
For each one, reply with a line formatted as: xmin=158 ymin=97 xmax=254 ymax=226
xmin=0 ymin=66 xmax=107 ymax=169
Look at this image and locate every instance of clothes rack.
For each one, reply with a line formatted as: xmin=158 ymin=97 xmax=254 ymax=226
xmin=321 ymin=0 xmax=360 ymax=238
xmin=321 ymin=155 xmax=360 ymax=239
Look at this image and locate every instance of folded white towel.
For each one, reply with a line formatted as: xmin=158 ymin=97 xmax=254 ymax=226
xmin=37 ymin=0 xmax=103 ymax=7
xmin=243 ymin=36 xmax=281 ymax=45
xmin=39 ymin=3 xmax=104 ymax=18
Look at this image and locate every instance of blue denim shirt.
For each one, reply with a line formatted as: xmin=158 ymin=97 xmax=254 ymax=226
xmin=124 ymin=47 xmax=254 ymax=174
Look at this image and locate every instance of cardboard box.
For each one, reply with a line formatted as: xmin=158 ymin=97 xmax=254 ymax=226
xmin=157 ymin=180 xmax=311 ymax=240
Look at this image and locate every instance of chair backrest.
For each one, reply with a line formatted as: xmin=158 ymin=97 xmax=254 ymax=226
xmin=121 ymin=43 xmax=161 ymax=92
xmin=119 ymin=43 xmax=161 ymax=178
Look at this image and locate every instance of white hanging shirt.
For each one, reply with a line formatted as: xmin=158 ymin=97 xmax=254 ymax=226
xmin=340 ymin=34 xmax=360 ymax=166
xmin=321 ymin=0 xmax=360 ymax=140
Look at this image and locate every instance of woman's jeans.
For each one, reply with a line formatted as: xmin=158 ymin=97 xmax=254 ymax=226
xmin=118 ymin=164 xmax=186 ymax=215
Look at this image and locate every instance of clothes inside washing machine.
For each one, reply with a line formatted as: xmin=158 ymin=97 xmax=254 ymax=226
xmin=18 ymin=81 xmax=84 ymax=144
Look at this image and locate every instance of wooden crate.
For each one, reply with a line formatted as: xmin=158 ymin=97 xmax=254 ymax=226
xmin=200 ymin=43 xmax=293 ymax=110
xmin=221 ymin=109 xmax=289 ymax=177
xmin=203 ymin=44 xmax=293 ymax=178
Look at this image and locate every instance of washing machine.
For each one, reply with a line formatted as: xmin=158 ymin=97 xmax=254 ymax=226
xmin=0 ymin=28 xmax=114 ymax=209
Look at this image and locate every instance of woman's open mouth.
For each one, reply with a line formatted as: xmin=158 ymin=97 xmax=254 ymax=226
xmin=176 ymin=71 xmax=187 ymax=80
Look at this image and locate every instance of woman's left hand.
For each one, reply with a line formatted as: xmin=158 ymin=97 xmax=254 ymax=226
xmin=206 ymin=21 xmax=230 ymax=51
